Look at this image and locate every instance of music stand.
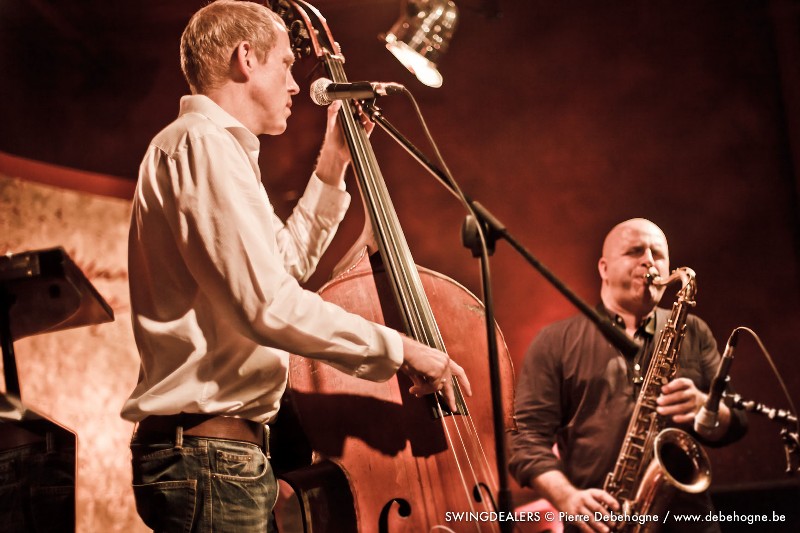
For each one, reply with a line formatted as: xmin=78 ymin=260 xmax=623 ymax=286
xmin=0 ymin=247 xmax=114 ymax=533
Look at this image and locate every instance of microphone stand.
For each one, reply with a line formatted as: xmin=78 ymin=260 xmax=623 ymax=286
xmin=360 ymin=99 xmax=639 ymax=529
xmin=726 ymin=393 xmax=800 ymax=474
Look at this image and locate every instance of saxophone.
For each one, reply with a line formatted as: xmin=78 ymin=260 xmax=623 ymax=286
xmin=602 ymin=267 xmax=711 ymax=532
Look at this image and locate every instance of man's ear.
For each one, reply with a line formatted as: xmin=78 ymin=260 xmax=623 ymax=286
xmin=598 ymin=257 xmax=608 ymax=281
xmin=231 ymin=42 xmax=252 ymax=82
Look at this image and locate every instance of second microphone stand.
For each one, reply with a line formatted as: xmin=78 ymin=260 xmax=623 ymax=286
xmin=727 ymin=392 xmax=800 ymax=473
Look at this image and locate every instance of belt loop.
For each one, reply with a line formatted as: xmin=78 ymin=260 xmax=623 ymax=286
xmin=175 ymin=425 xmax=184 ymax=450
xmin=262 ymin=424 xmax=270 ymax=458
xmin=45 ymin=431 xmax=55 ymax=453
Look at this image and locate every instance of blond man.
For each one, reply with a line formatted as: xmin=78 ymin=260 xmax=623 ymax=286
xmin=122 ymin=2 xmax=468 ymax=531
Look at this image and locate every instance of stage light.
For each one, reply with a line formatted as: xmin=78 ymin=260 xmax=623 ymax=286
xmin=381 ymin=0 xmax=458 ymax=88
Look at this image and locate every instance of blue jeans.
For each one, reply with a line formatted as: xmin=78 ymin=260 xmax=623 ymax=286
xmin=0 ymin=433 xmax=75 ymax=533
xmin=131 ymin=428 xmax=278 ymax=533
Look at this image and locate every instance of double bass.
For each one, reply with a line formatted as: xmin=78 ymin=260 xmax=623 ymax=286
xmin=268 ymin=2 xmax=516 ymax=531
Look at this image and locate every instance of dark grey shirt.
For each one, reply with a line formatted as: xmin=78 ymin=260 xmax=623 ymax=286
xmin=508 ymin=306 xmax=746 ymax=530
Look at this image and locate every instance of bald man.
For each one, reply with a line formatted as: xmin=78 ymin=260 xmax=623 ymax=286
xmin=509 ymin=219 xmax=746 ymax=533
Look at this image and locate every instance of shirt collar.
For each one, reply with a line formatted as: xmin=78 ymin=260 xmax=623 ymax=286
xmin=637 ymin=312 xmax=657 ymax=337
xmin=597 ymin=302 xmax=657 ymax=338
xmin=178 ymin=94 xmax=260 ymax=153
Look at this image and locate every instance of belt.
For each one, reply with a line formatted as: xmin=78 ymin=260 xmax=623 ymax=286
xmin=0 ymin=420 xmax=75 ymax=451
xmin=0 ymin=423 xmax=44 ymax=450
xmin=136 ymin=414 xmax=264 ymax=447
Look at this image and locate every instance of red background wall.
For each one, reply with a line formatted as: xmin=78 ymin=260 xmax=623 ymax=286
xmin=1 ymin=0 xmax=798 ymax=493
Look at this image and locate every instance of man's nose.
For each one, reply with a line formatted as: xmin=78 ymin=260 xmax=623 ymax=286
xmin=641 ymin=248 xmax=655 ymax=266
xmin=288 ymin=73 xmax=300 ymax=95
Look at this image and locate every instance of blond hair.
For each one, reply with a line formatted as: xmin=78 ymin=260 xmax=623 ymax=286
xmin=180 ymin=0 xmax=285 ymax=93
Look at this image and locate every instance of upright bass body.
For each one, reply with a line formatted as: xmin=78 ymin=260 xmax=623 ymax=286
xmin=279 ymin=251 xmax=514 ymax=532
xmin=266 ymin=1 xmax=515 ymax=531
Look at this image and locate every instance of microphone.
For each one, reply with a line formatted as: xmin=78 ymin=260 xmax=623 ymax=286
xmin=310 ymin=77 xmax=404 ymax=106
xmin=694 ymin=329 xmax=739 ymax=433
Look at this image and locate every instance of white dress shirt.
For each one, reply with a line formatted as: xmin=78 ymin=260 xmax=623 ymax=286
xmin=121 ymin=95 xmax=402 ymax=424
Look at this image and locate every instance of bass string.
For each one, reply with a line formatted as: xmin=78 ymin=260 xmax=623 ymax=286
xmin=422 ymin=303 xmax=500 ymax=500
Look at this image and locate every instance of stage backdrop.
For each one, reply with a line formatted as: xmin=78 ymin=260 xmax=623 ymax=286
xmin=0 ymin=164 xmax=145 ymax=533
xmin=2 ymin=0 xmax=800 ymax=531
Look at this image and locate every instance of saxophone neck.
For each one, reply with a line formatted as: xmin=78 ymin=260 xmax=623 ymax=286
xmin=647 ymin=267 xmax=697 ymax=303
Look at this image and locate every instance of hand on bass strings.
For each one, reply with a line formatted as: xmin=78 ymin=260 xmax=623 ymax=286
xmin=399 ymin=335 xmax=472 ymax=412
xmin=315 ymin=100 xmax=375 ymax=187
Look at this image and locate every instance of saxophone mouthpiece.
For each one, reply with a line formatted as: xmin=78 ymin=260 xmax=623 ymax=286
xmin=644 ymin=273 xmax=658 ymax=286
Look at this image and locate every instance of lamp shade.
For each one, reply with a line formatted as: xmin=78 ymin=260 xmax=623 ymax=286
xmin=382 ymin=0 xmax=458 ymax=88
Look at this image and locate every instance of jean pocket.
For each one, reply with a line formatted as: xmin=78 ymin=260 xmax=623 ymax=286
xmin=210 ymin=450 xmax=278 ymax=528
xmin=212 ymin=445 xmax=269 ymax=480
xmin=133 ymin=479 xmax=197 ymax=532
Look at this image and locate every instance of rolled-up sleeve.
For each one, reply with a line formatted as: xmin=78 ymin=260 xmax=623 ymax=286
xmin=508 ymin=328 xmax=564 ymax=487
xmin=275 ymin=173 xmax=350 ymax=282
